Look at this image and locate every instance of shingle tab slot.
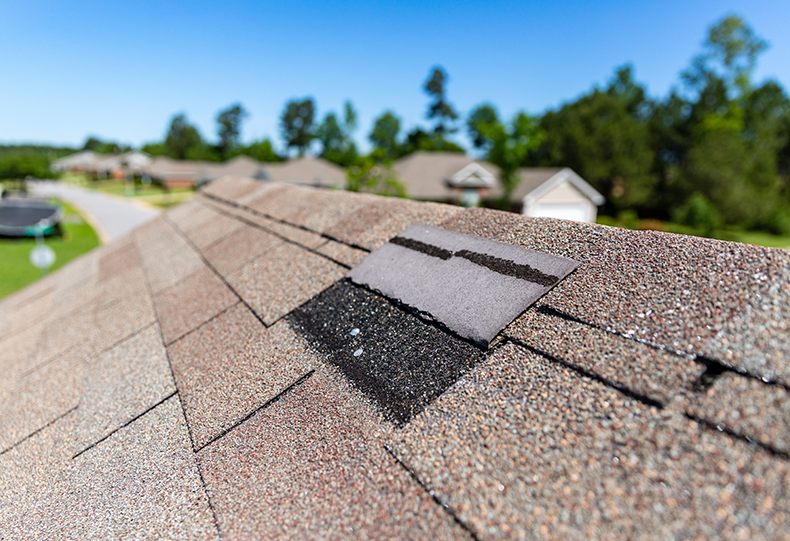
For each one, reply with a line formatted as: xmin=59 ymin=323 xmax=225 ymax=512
xmin=347 ymin=224 xmax=578 ymax=345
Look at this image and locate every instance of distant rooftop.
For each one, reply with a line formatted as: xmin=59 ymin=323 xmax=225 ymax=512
xmin=1 ymin=177 xmax=789 ymax=539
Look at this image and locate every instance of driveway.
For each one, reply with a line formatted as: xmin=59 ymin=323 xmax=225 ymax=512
xmin=28 ymin=181 xmax=160 ymax=243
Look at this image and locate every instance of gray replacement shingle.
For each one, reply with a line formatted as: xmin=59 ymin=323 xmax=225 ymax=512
xmin=346 ymin=224 xmax=579 ymax=345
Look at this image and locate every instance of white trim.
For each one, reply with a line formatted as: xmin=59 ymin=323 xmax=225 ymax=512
xmin=521 ymin=168 xmax=605 ymax=206
xmin=449 ymin=162 xmax=496 ymax=187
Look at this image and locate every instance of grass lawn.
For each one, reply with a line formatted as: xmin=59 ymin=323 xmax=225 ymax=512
xmin=0 ymin=200 xmax=100 ymax=299
xmin=598 ymin=216 xmax=790 ymax=250
xmin=60 ymin=173 xmax=194 ymax=208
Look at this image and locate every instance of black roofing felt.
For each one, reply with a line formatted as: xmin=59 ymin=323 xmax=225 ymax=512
xmin=347 ymin=224 xmax=578 ymax=346
xmin=288 ymin=280 xmax=485 ymax=426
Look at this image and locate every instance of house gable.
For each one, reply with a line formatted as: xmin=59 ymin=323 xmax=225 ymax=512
xmin=447 ymin=162 xmax=496 ymax=189
xmin=521 ymin=168 xmax=604 ymax=206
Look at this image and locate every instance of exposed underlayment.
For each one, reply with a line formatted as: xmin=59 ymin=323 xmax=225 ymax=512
xmin=1 ymin=176 xmax=789 ymax=539
xmin=289 ymin=280 xmax=485 ymax=425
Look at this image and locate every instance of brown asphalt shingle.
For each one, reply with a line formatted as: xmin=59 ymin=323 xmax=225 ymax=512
xmin=202 ymin=224 xmax=285 ymax=276
xmin=70 ymin=325 xmax=174 ymax=455
xmin=171 ymin=202 xmax=244 ymax=251
xmin=225 ymin=241 xmax=345 ymax=324
xmin=703 ymin=261 xmax=790 ymax=386
xmin=0 ymin=350 xmax=80 ymax=453
xmin=135 ymin=217 xmax=205 ymax=293
xmin=313 ymin=238 xmax=367 ymax=267
xmin=441 ymin=209 xmax=788 ymax=364
xmin=153 ymin=266 xmax=238 ymax=345
xmin=201 ymin=174 xmax=263 ymax=202
xmin=391 ymin=343 xmax=790 ymax=539
xmin=325 ymin=196 xmax=461 ymax=250
xmin=506 ymin=307 xmax=704 ymax=404
xmin=683 ymin=372 xmax=790 ymax=455
xmin=0 ymin=397 xmax=218 ymax=539
xmin=168 ymin=305 xmax=315 ymax=450
xmin=198 ymin=365 xmax=468 ymax=540
xmin=97 ymin=237 xmax=140 ymax=283
xmin=2 ymin=177 xmax=789 ymax=540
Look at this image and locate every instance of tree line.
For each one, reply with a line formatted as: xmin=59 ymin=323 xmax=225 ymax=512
xmin=3 ymin=15 xmax=788 ymax=235
xmin=134 ymin=15 xmax=790 ymax=233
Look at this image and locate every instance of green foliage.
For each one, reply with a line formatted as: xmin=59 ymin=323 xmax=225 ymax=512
xmin=280 ymin=98 xmax=316 ymax=156
xmin=164 ymin=113 xmax=204 ymax=159
xmin=237 ymin=138 xmax=284 ymax=163
xmin=347 ymin=159 xmax=407 ymax=197
xmin=616 ymin=209 xmax=641 ymax=230
xmin=140 ymin=142 xmax=167 ymax=156
xmin=369 ymin=111 xmax=401 ymax=160
xmin=530 ymin=67 xmax=657 ymax=212
xmin=467 ymin=104 xmax=544 ymax=205
xmin=316 ymin=101 xmax=359 ymax=166
xmin=672 ymin=193 xmax=722 ymax=237
xmin=424 ymin=66 xmax=459 ymax=135
xmin=81 ymin=136 xmax=103 ymax=151
xmin=216 ymin=103 xmax=248 ymax=160
xmin=399 ymin=128 xmax=464 ymax=156
xmin=683 ymin=15 xmax=767 ymax=98
xmin=0 ymin=153 xmax=53 ymax=180
xmin=81 ymin=137 xmax=129 ymax=154
xmin=466 ymin=104 xmax=499 ymax=149
xmin=0 ymin=146 xmax=73 ymax=181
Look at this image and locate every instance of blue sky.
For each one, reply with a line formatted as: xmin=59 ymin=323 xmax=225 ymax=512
xmin=1 ymin=0 xmax=788 ymax=153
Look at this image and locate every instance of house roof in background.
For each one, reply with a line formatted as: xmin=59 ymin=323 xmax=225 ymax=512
xmin=393 ymin=151 xmax=500 ymax=199
xmin=258 ymin=156 xmax=346 ymax=187
xmin=1 ymin=177 xmax=789 ymax=539
xmin=509 ymin=167 xmax=563 ymax=200
xmin=51 ymin=150 xmax=99 ymax=170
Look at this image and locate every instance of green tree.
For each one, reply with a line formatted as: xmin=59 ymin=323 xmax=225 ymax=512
xmin=683 ymin=15 xmax=767 ymax=99
xmin=466 ymin=104 xmax=498 ymax=149
xmin=468 ymin=105 xmax=544 ymax=206
xmin=82 ymin=137 xmax=103 ymax=151
xmin=675 ymin=15 xmax=790 ymax=232
xmin=315 ymin=101 xmax=359 ymax=166
xmin=239 ymin=138 xmax=283 ymax=162
xmin=164 ymin=114 xmax=203 ymax=160
xmin=398 ymin=128 xmax=465 ymax=156
xmin=672 ymin=193 xmax=722 ymax=237
xmin=140 ymin=142 xmax=167 ymax=156
xmin=424 ymin=66 xmax=459 ymax=135
xmin=0 ymin=154 xmax=52 ymax=180
xmin=530 ymin=67 xmax=657 ymax=213
xmin=347 ymin=159 xmax=407 ymax=197
xmin=369 ymin=111 xmax=401 ymax=159
xmin=216 ymin=103 xmax=248 ymax=160
xmin=280 ymin=98 xmax=316 ymax=157
xmin=81 ymin=137 xmax=128 ymax=154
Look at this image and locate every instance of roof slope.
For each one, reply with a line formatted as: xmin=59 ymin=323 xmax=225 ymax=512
xmin=1 ymin=177 xmax=789 ymax=539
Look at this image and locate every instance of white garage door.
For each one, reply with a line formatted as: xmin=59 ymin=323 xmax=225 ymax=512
xmin=533 ymin=203 xmax=588 ymax=222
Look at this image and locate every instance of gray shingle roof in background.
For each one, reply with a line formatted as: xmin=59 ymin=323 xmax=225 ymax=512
xmin=393 ymin=151 xmax=501 ymax=200
xmin=1 ymin=176 xmax=789 ymax=539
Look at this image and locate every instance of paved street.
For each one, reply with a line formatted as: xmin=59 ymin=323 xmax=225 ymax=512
xmin=28 ymin=181 xmax=160 ymax=243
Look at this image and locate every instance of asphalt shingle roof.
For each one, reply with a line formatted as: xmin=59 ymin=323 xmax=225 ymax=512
xmin=1 ymin=176 xmax=789 ymax=540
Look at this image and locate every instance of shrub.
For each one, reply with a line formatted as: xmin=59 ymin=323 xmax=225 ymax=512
xmin=673 ymin=193 xmax=721 ymax=237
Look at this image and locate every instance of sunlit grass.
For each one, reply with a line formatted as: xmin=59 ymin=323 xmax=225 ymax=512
xmin=0 ymin=200 xmax=100 ymax=299
xmin=598 ymin=216 xmax=790 ymax=250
